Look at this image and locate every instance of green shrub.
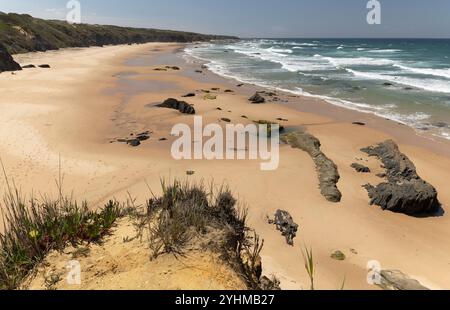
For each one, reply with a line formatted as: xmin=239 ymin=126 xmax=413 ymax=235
xmin=0 ymin=187 xmax=124 ymax=290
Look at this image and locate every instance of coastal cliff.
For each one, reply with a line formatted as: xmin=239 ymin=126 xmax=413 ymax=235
xmin=0 ymin=12 xmax=237 ymax=55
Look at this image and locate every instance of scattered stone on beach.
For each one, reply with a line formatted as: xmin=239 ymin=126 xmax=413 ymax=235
xmin=114 ymin=131 xmax=151 ymax=147
xmin=203 ymin=94 xmax=217 ymax=100
xmin=211 ymin=87 xmax=220 ymax=91
xmin=201 ymin=89 xmax=210 ymax=93
xmin=22 ymin=64 xmax=36 ymax=69
xmin=249 ymin=92 xmax=266 ymax=104
xmin=195 ymin=70 xmax=203 ymax=73
xmin=186 ymin=170 xmax=195 ymax=176
xmin=361 ymin=140 xmax=440 ymax=215
xmin=383 ymin=82 xmax=393 ymax=86
xmin=157 ymin=98 xmax=196 ymax=114
xmin=352 ymin=122 xmax=366 ymax=126
xmin=404 ymin=87 xmax=414 ymax=91
xmin=237 ymin=83 xmax=244 ymax=87
xmin=282 ymin=130 xmax=342 ymax=203
xmin=276 ymin=118 xmax=289 ymax=122
xmin=127 ymin=139 xmax=141 ymax=147
xmin=377 ymin=270 xmax=429 ymax=291
xmin=38 ymin=64 xmax=51 ymax=68
xmin=220 ymin=118 xmax=231 ymax=123
xmin=181 ymin=93 xmax=196 ymax=97
xmin=165 ymin=65 xmax=180 ymax=70
xmin=0 ymin=44 xmax=22 ymax=73
xmin=224 ymin=89 xmax=234 ymax=93
xmin=268 ymin=210 xmax=299 ymax=246
xmin=351 ymin=163 xmax=371 ymax=173
xmin=217 ymin=107 xmax=223 ymax=111
xmin=330 ymin=250 xmax=346 ymax=261
xmin=376 ymin=173 xmax=387 ymax=179
xmin=154 ymin=67 xmax=167 ymax=71
xmin=159 ymin=138 xmax=168 ymax=141
xmin=201 ymin=65 xmax=208 ymax=69
xmin=241 ymin=115 xmax=248 ymax=119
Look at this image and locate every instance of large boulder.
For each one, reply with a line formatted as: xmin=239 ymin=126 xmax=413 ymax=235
xmin=362 ymin=140 xmax=440 ymax=215
xmin=0 ymin=44 xmax=21 ymax=73
xmin=156 ymin=98 xmax=195 ymax=114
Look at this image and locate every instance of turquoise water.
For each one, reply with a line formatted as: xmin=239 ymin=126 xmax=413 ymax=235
xmin=185 ymin=39 xmax=450 ymax=140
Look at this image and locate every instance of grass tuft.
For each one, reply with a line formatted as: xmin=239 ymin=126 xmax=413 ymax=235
xmin=0 ymin=186 xmax=125 ymax=290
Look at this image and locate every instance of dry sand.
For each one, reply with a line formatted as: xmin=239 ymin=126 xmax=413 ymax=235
xmin=1 ymin=43 xmax=450 ymax=290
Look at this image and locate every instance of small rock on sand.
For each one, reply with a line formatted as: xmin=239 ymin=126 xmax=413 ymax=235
xmin=331 ymin=250 xmax=346 ymax=261
xmin=268 ymin=210 xmax=299 ymax=246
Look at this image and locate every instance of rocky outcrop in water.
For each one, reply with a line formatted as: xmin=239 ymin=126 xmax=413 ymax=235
xmin=268 ymin=210 xmax=298 ymax=246
xmin=282 ymin=131 xmax=342 ymax=203
xmin=157 ymin=98 xmax=195 ymax=115
xmin=0 ymin=44 xmax=21 ymax=73
xmin=361 ymin=140 xmax=440 ymax=215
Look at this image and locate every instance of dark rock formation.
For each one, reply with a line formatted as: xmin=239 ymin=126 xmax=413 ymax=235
xmin=157 ymin=98 xmax=195 ymax=115
xmin=351 ymin=163 xmax=371 ymax=173
xmin=249 ymin=92 xmax=265 ymax=104
xmin=127 ymin=139 xmax=141 ymax=147
xmin=378 ymin=270 xmax=429 ymax=290
xmin=268 ymin=210 xmax=299 ymax=246
xmin=0 ymin=44 xmax=21 ymax=73
xmin=38 ymin=64 xmax=51 ymax=68
xmin=361 ymin=140 xmax=440 ymax=215
xmin=352 ymin=122 xmax=366 ymax=126
xmin=22 ymin=64 xmax=36 ymax=69
xmin=220 ymin=118 xmax=231 ymax=123
xmin=181 ymin=93 xmax=196 ymax=97
xmin=282 ymin=131 xmax=342 ymax=203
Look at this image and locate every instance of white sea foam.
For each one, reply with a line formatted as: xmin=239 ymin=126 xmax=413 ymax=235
xmin=323 ymin=56 xmax=395 ymax=67
xmin=393 ymin=64 xmax=450 ymax=79
xmin=184 ymin=43 xmax=448 ymax=140
xmin=367 ymin=49 xmax=402 ymax=53
xmin=346 ymin=69 xmax=450 ymax=93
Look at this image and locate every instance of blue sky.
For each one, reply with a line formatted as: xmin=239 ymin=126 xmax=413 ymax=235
xmin=1 ymin=0 xmax=449 ymax=38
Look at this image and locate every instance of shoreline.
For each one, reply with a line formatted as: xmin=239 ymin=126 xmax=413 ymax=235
xmin=1 ymin=43 xmax=450 ymax=290
xmin=181 ymin=45 xmax=450 ymax=157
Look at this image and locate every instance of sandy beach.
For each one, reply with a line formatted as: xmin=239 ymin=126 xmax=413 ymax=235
xmin=1 ymin=42 xmax=450 ymax=290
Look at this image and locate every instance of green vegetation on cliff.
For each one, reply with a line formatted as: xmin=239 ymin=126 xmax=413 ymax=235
xmin=0 ymin=12 xmax=237 ymax=54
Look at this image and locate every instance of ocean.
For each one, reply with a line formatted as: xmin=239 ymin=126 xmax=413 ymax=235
xmin=185 ymin=39 xmax=450 ymax=140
